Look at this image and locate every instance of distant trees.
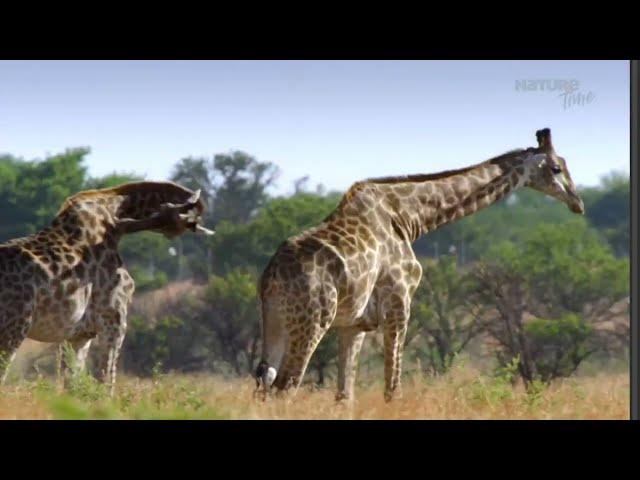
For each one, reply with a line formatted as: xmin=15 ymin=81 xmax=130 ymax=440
xmin=209 ymin=191 xmax=341 ymax=276
xmin=581 ymin=172 xmax=629 ymax=257
xmin=170 ymin=151 xmax=280 ymax=226
xmin=0 ymin=148 xmax=89 ymax=240
xmin=1 ymin=147 xmax=629 ymax=384
xmin=202 ymin=270 xmax=261 ymax=375
xmin=472 ymin=218 xmax=629 ymax=386
xmin=406 ymin=255 xmax=484 ymax=375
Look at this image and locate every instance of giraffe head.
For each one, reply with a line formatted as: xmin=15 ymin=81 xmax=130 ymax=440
xmin=155 ymin=188 xmax=213 ymax=238
xmin=108 ymin=181 xmax=214 ymax=238
xmin=523 ymin=128 xmax=584 ymax=214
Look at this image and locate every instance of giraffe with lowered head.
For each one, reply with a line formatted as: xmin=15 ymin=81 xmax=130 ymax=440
xmin=256 ymin=128 xmax=584 ymax=402
xmin=0 ymin=181 xmax=214 ymax=394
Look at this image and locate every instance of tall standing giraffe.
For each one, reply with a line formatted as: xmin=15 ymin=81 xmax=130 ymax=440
xmin=256 ymin=129 xmax=585 ymax=402
xmin=0 ymin=181 xmax=213 ymax=394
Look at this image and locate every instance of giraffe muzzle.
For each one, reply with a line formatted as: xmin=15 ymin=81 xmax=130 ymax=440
xmin=569 ymin=198 xmax=585 ymax=215
xmin=163 ymin=189 xmax=215 ymax=235
xmin=178 ymin=210 xmax=215 ymax=235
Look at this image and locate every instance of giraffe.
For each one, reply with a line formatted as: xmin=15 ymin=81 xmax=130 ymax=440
xmin=0 ymin=181 xmax=213 ymax=394
xmin=255 ymin=128 xmax=585 ymax=402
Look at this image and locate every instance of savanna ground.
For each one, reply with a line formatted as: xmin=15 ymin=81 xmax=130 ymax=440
xmin=0 ymin=346 xmax=629 ymax=420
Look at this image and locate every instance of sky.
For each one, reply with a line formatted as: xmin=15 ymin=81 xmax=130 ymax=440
xmin=0 ymin=60 xmax=630 ymax=196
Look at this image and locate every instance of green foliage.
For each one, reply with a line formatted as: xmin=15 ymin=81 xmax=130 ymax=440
xmin=0 ymin=146 xmax=629 ymax=387
xmin=42 ymin=377 xmax=231 ymax=420
xmin=408 ymin=254 xmax=481 ymax=374
xmin=485 ymin=218 xmax=629 ymax=313
xmin=474 ymin=218 xmax=628 ymax=386
xmin=60 ymin=342 xmax=109 ymax=402
xmin=307 ymin=329 xmax=339 ymax=386
xmin=202 ymin=269 xmax=261 ymax=375
xmin=128 ymin=265 xmax=168 ymax=292
xmin=469 ymin=356 xmax=519 ymax=406
xmin=209 ymin=192 xmax=341 ymax=275
xmin=125 ymin=314 xmax=187 ymax=375
xmin=0 ymin=148 xmax=89 ymax=240
xmin=170 ymin=150 xmax=279 ymax=226
xmin=581 ymin=172 xmax=629 ymax=256
xmin=524 ymin=314 xmax=594 ymax=382
xmin=210 ymin=151 xmax=280 ymax=224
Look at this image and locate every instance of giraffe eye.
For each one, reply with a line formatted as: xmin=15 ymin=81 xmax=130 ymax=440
xmin=550 ymin=165 xmax=562 ymax=175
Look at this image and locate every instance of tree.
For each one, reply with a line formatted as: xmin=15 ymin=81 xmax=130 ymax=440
xmin=209 ymin=151 xmax=279 ymax=224
xmin=169 ymin=152 xmax=280 ymax=281
xmin=170 ymin=151 xmax=279 ymax=226
xmin=406 ymin=255 xmax=484 ymax=375
xmin=170 ymin=157 xmax=214 ymax=215
xmin=582 ymin=172 xmax=629 ymax=257
xmin=472 ymin=218 xmax=629 ymax=386
xmin=307 ymin=329 xmax=339 ymax=386
xmin=200 ymin=269 xmax=261 ymax=375
xmin=209 ymin=191 xmax=341 ymax=275
xmin=0 ymin=148 xmax=89 ymax=241
xmin=524 ymin=314 xmax=595 ymax=381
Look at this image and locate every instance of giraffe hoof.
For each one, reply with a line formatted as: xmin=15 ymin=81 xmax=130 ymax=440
xmin=335 ymin=392 xmax=351 ymax=403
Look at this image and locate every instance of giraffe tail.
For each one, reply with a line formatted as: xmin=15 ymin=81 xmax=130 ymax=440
xmin=255 ymin=276 xmax=282 ymax=394
xmin=255 ymin=360 xmax=277 ymax=390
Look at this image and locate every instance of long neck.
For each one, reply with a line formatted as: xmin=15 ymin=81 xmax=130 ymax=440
xmin=49 ymin=194 xmax=127 ymax=248
xmin=375 ymin=155 xmax=528 ymax=242
xmin=50 ymin=187 xmax=187 ymax=248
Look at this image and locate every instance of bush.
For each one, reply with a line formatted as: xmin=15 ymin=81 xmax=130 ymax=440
xmin=523 ymin=314 xmax=594 ymax=382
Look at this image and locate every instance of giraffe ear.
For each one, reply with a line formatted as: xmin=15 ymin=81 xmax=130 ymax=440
xmin=536 ymin=128 xmax=552 ymax=149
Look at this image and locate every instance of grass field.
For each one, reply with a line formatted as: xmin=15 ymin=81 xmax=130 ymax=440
xmin=0 ymin=360 xmax=629 ymax=420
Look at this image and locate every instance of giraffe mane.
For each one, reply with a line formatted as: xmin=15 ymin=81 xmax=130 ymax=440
xmin=56 ymin=181 xmax=195 ymax=216
xmin=363 ymin=149 xmax=527 ymax=185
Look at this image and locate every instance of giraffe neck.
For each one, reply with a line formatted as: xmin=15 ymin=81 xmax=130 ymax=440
xmin=50 ymin=182 xmax=198 ymax=248
xmin=374 ymin=151 xmax=531 ymax=242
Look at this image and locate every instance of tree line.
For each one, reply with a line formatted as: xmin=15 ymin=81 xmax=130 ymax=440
xmin=1 ymin=148 xmax=630 ymax=387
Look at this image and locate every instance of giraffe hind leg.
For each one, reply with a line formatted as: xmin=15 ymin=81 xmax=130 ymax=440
xmin=272 ymin=288 xmax=337 ymax=397
xmin=273 ymin=320 xmax=331 ymax=396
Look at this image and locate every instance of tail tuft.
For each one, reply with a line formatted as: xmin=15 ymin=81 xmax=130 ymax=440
xmin=255 ymin=360 xmax=277 ymax=388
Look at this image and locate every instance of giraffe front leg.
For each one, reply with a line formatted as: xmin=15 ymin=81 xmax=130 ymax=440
xmin=382 ymin=299 xmax=410 ymax=403
xmin=335 ymin=326 xmax=366 ymax=402
xmin=96 ymin=310 xmax=127 ymax=397
xmin=94 ymin=268 xmax=133 ymax=397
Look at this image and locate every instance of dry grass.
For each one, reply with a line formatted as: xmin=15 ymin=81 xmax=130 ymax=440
xmin=0 ymin=363 xmax=629 ymax=420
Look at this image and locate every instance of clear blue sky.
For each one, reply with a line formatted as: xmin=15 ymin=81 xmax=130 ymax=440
xmin=0 ymin=60 xmax=629 ymax=195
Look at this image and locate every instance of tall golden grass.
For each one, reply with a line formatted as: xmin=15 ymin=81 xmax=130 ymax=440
xmin=0 ymin=364 xmax=629 ymax=420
